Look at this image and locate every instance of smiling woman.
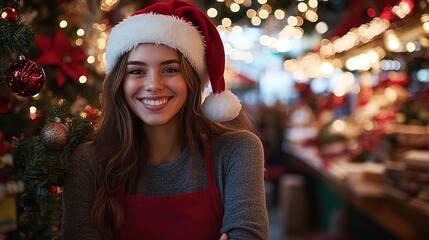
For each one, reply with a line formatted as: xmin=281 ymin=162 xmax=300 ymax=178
xmin=123 ymin=44 xmax=188 ymax=127
xmin=61 ymin=1 xmax=268 ymax=240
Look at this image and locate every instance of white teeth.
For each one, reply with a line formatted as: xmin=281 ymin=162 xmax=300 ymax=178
xmin=142 ymin=98 xmax=168 ymax=106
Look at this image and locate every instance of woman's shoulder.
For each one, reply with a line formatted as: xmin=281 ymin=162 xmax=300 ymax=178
xmin=212 ymin=130 xmax=263 ymax=150
xmin=69 ymin=141 xmax=98 ymax=167
xmin=211 ymin=130 xmax=264 ymax=170
xmin=71 ymin=141 xmax=97 ymax=156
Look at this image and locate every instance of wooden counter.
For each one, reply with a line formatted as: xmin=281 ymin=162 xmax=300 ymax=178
xmin=289 ymin=146 xmax=429 ymax=240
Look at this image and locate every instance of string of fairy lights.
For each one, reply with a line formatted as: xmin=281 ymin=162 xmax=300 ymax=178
xmin=24 ymin=0 xmax=429 ymax=120
xmin=60 ymin=0 xmax=332 ymax=77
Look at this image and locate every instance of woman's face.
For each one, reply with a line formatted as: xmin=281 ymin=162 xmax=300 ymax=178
xmin=123 ymin=44 xmax=188 ymax=126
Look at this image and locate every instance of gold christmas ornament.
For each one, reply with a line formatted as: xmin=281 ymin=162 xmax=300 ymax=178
xmin=39 ymin=122 xmax=70 ymax=149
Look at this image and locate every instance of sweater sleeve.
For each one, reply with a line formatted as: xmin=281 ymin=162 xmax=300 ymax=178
xmin=217 ymin=131 xmax=269 ymax=240
xmin=61 ymin=142 xmax=102 ymax=240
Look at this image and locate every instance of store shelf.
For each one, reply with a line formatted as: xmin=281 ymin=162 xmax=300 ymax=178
xmin=289 ymin=145 xmax=429 ymax=240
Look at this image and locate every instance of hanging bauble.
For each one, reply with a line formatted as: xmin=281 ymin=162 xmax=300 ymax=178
xmin=39 ymin=122 xmax=70 ymax=149
xmin=1 ymin=6 xmax=18 ymax=22
xmin=4 ymin=56 xmax=46 ymax=97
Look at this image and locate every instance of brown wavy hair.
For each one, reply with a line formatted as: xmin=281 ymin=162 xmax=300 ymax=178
xmin=90 ymin=48 xmax=238 ymax=239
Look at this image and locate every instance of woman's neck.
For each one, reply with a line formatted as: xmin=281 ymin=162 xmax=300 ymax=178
xmin=144 ymin=121 xmax=182 ymax=165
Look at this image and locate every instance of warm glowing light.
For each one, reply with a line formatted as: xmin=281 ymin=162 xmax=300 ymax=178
xmin=246 ymin=9 xmax=257 ymax=18
xmin=421 ymin=14 xmax=429 ymax=23
xmin=251 ymin=16 xmax=261 ymax=26
xmin=100 ymin=0 xmax=119 ymax=11
xmin=29 ymin=106 xmax=37 ymax=120
xmin=75 ymin=38 xmax=83 ymax=46
xmin=258 ymin=9 xmax=269 ymax=19
xmin=297 ymin=2 xmax=308 ymax=12
xmin=87 ymin=55 xmax=96 ymax=64
xmin=207 ymin=8 xmax=218 ymax=18
xmin=274 ymin=9 xmax=285 ymax=20
xmin=406 ymin=42 xmax=416 ymax=52
xmin=287 ymin=16 xmax=298 ymax=26
xmin=385 ymin=87 xmax=398 ymax=102
xmin=305 ymin=10 xmax=318 ymax=22
xmin=292 ymin=27 xmax=304 ymax=39
xmin=230 ymin=3 xmax=240 ymax=12
xmin=315 ymin=22 xmax=328 ymax=34
xmin=79 ymin=75 xmax=88 ymax=84
xmin=423 ymin=22 xmax=429 ymax=32
xmin=308 ymin=0 xmax=318 ymax=8
xmin=59 ymin=20 xmax=68 ymax=28
xmin=97 ymin=23 xmax=107 ymax=31
xmin=29 ymin=106 xmax=37 ymax=114
xmin=76 ymin=28 xmax=85 ymax=37
xmin=222 ymin=18 xmax=232 ymax=27
xmin=332 ymin=120 xmax=346 ymax=132
xmin=385 ymin=30 xmax=402 ymax=52
xmin=320 ymin=62 xmax=334 ymax=75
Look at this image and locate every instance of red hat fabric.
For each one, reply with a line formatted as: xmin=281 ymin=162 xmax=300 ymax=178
xmin=105 ymin=0 xmax=241 ymax=122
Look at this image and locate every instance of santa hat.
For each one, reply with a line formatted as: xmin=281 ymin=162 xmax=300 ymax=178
xmin=105 ymin=0 xmax=241 ymax=122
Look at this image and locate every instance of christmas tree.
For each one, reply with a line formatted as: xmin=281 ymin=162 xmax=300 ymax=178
xmin=11 ymin=101 xmax=93 ymax=239
xmin=1 ymin=0 xmax=100 ymax=238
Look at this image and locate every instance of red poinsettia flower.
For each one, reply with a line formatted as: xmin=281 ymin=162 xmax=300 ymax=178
xmin=35 ymin=29 xmax=89 ymax=87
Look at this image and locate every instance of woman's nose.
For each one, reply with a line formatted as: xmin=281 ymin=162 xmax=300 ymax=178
xmin=145 ymin=72 xmax=164 ymax=91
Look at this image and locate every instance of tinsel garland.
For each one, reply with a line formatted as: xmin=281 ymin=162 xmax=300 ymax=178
xmin=10 ymin=101 xmax=93 ymax=240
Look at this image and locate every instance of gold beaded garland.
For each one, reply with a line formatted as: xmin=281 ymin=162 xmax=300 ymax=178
xmin=39 ymin=122 xmax=70 ymax=149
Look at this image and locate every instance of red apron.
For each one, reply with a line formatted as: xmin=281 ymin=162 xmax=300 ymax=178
xmin=116 ymin=143 xmax=224 ymax=240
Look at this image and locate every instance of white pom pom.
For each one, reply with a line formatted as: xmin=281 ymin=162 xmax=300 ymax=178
xmin=202 ymin=90 xmax=242 ymax=122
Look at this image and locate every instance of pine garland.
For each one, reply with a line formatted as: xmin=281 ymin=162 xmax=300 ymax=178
xmin=10 ymin=101 xmax=93 ymax=240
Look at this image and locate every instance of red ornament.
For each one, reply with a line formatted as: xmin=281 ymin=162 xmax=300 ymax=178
xmin=4 ymin=58 xmax=46 ymax=97
xmin=50 ymin=185 xmax=58 ymax=193
xmin=35 ymin=29 xmax=89 ymax=87
xmin=1 ymin=7 xmax=17 ymax=22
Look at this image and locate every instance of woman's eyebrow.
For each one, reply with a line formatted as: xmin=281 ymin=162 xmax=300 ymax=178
xmin=126 ymin=59 xmax=180 ymax=66
xmin=127 ymin=61 xmax=146 ymax=66
xmin=160 ymin=59 xmax=180 ymax=65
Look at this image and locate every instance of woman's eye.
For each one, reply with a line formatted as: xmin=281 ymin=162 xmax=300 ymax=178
xmin=163 ymin=68 xmax=179 ymax=74
xmin=128 ymin=69 xmax=144 ymax=75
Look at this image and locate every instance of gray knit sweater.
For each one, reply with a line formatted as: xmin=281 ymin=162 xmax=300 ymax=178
xmin=62 ymin=130 xmax=268 ymax=240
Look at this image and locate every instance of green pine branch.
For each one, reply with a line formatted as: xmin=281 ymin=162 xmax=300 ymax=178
xmin=11 ymin=101 xmax=93 ymax=240
xmin=0 ymin=0 xmax=34 ymax=75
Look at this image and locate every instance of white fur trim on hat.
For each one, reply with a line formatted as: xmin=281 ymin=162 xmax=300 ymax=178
xmin=105 ymin=13 xmax=206 ymax=79
xmin=202 ymin=90 xmax=241 ymax=122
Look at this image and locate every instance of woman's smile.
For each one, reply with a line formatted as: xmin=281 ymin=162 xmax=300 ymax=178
xmin=139 ymin=97 xmax=171 ymax=108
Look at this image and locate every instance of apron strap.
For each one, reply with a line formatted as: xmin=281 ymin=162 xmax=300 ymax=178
xmin=201 ymin=135 xmax=224 ymax=225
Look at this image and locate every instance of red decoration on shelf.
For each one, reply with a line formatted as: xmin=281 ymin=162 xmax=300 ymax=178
xmin=1 ymin=6 xmax=17 ymax=22
xmin=4 ymin=57 xmax=46 ymax=97
xmin=35 ymin=29 xmax=89 ymax=87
